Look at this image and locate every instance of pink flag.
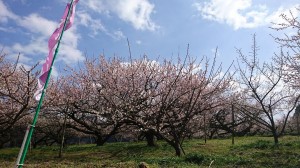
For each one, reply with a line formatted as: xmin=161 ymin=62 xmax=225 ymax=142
xmin=34 ymin=0 xmax=79 ymax=100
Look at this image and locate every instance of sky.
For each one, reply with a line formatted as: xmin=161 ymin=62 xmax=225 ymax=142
xmin=0 ymin=0 xmax=300 ymax=76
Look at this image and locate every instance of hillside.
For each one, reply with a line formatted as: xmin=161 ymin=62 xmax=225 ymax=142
xmin=1 ymin=136 xmax=300 ymax=168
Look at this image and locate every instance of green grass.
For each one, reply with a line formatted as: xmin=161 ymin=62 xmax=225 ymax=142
xmin=1 ymin=136 xmax=300 ymax=167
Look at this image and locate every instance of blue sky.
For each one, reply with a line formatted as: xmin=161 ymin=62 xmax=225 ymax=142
xmin=0 ymin=0 xmax=299 ymax=76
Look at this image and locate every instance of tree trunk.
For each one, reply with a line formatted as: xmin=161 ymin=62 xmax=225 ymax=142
xmin=144 ymin=130 xmax=157 ymax=147
xmin=96 ymin=136 xmax=105 ymax=146
xmin=274 ymin=135 xmax=279 ymax=145
xmin=272 ymin=130 xmax=279 ymax=145
xmin=59 ymin=114 xmax=67 ymax=158
xmin=232 ymin=104 xmax=235 ymax=145
xmin=297 ymin=116 xmax=300 ymax=137
xmin=203 ymin=112 xmax=207 ymax=144
xmin=174 ymin=142 xmax=182 ymax=157
xmin=9 ymin=140 xmax=16 ymax=148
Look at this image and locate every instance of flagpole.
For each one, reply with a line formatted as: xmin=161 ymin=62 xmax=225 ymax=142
xmin=16 ymin=0 xmax=75 ymax=167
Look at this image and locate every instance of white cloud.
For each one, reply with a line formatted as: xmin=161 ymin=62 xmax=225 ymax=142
xmin=0 ymin=26 xmax=16 ymax=32
xmin=81 ymin=0 xmax=106 ymax=13
xmin=0 ymin=0 xmax=18 ymax=23
xmin=77 ymin=10 xmax=125 ymax=40
xmin=136 ymin=40 xmax=142 ymax=45
xmin=18 ymin=13 xmax=56 ymax=36
xmin=194 ymin=0 xmax=300 ymax=30
xmin=6 ymin=52 xmax=32 ymax=64
xmin=62 ymin=28 xmax=80 ymax=48
xmin=77 ymin=11 xmax=93 ymax=27
xmin=266 ymin=5 xmax=300 ymax=26
xmin=0 ymin=0 xmax=84 ymax=66
xmin=112 ymin=30 xmax=125 ymax=40
xmin=193 ymin=0 xmax=268 ymax=29
xmin=81 ymin=0 xmax=159 ymax=31
xmin=77 ymin=10 xmax=107 ymax=37
xmin=11 ymin=37 xmax=48 ymax=56
xmin=113 ymin=0 xmax=158 ymax=31
xmin=58 ymin=43 xmax=84 ymax=64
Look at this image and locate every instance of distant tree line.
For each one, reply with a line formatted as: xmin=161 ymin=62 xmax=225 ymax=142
xmin=1 ymin=8 xmax=300 ymax=156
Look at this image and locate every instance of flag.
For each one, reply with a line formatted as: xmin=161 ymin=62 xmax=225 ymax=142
xmin=34 ymin=0 xmax=79 ymax=100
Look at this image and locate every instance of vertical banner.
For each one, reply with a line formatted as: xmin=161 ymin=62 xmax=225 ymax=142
xmin=34 ymin=0 xmax=79 ymax=100
xmin=16 ymin=0 xmax=79 ymax=167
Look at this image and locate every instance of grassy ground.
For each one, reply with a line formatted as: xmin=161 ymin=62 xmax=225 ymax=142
xmin=1 ymin=136 xmax=300 ymax=168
